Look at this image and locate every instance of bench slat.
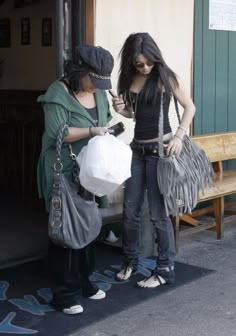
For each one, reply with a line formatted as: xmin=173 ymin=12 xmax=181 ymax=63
xmin=199 ymin=170 xmax=236 ymax=201
xmin=192 ymin=132 xmax=236 ymax=162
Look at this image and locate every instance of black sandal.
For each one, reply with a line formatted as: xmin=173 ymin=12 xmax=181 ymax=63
xmin=136 ymin=267 xmax=175 ymax=288
xmin=136 ymin=273 xmax=166 ymax=289
xmin=116 ymin=263 xmax=136 ymax=282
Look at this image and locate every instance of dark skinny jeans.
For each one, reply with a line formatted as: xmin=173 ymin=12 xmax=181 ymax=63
xmin=122 ymin=141 xmax=176 ymax=270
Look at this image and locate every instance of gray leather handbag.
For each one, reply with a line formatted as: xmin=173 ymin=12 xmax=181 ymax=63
xmin=48 ymin=124 xmax=102 ymax=249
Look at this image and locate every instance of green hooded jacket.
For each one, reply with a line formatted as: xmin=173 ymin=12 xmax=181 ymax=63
xmin=37 ymin=80 xmax=112 ymax=210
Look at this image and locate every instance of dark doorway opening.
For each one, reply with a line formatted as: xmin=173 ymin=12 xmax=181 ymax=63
xmin=0 ymin=0 xmax=94 ymax=268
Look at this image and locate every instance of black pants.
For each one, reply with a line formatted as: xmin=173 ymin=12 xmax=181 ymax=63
xmin=48 ymin=241 xmax=98 ymax=310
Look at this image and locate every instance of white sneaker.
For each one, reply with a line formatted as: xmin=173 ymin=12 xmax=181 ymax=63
xmin=88 ymin=289 xmax=106 ymax=300
xmin=62 ymin=304 xmax=83 ymax=315
xmin=105 ymin=230 xmax=119 ymax=243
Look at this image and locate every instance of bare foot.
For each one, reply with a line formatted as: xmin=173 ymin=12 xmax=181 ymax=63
xmin=137 ymin=275 xmax=166 ymax=288
xmin=116 ymin=266 xmax=133 ymax=281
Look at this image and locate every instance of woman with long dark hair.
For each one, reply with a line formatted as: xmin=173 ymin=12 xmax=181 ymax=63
xmin=112 ymin=33 xmax=195 ymax=288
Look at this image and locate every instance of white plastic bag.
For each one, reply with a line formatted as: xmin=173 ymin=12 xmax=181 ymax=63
xmin=77 ymin=134 xmax=132 ymax=196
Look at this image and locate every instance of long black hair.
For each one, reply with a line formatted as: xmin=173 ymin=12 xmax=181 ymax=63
xmin=117 ymin=32 xmax=178 ymax=104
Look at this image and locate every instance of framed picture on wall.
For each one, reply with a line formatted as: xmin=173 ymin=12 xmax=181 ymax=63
xmin=0 ymin=18 xmax=10 ymax=48
xmin=21 ymin=17 xmax=30 ymax=45
xmin=42 ymin=18 xmax=52 ymax=47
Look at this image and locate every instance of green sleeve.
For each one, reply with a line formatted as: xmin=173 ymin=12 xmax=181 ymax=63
xmin=43 ymin=103 xmax=70 ymax=140
xmin=102 ymin=90 xmax=112 ymax=122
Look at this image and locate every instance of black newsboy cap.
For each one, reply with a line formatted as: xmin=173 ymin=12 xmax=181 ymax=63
xmin=78 ymin=45 xmax=114 ymax=90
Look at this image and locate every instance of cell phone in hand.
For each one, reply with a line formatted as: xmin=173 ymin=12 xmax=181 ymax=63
xmin=108 ymin=122 xmax=125 ymax=137
xmin=108 ymin=90 xmax=117 ymax=98
xmin=109 ymin=90 xmax=124 ymax=107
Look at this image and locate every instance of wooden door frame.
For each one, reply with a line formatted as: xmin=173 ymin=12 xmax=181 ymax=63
xmin=85 ymin=0 xmax=95 ymax=44
xmin=55 ymin=0 xmax=95 ymax=77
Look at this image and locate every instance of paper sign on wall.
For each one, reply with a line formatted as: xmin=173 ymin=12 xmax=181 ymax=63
xmin=209 ymin=0 xmax=236 ymax=31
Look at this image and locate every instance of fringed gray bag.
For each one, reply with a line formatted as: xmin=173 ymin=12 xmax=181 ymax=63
xmin=157 ymin=92 xmax=215 ymax=217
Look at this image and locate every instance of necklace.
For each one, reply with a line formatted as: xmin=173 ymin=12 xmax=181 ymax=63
xmin=129 ymin=91 xmax=139 ymax=121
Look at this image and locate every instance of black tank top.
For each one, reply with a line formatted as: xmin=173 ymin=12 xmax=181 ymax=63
xmin=85 ymin=106 xmax=98 ymax=126
xmin=128 ymin=91 xmax=171 ymax=140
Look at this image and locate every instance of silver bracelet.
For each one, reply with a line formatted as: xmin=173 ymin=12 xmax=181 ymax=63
xmin=178 ymin=126 xmax=188 ymax=133
xmin=174 ymin=134 xmax=183 ymax=141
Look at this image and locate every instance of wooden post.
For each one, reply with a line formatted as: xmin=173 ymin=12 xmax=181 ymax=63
xmin=85 ymin=0 xmax=95 ymax=45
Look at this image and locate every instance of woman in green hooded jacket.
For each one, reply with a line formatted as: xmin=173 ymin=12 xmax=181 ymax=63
xmin=37 ymin=45 xmax=114 ymax=315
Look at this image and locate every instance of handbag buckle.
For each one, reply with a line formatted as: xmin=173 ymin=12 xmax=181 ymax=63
xmin=50 ymin=197 xmax=63 ymax=229
xmin=52 ymin=196 xmax=62 ymax=210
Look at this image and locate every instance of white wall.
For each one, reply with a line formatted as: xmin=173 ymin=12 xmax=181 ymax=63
xmin=95 ymin=0 xmax=194 ymax=144
xmin=0 ymin=0 xmax=55 ymax=90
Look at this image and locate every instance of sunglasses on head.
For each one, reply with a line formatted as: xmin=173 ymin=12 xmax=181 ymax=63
xmin=134 ymin=60 xmax=155 ymax=68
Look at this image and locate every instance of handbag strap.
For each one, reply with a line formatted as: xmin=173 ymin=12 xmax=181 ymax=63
xmin=55 ymin=123 xmax=69 ymax=164
xmin=173 ymin=96 xmax=181 ymax=124
xmin=52 ymin=124 xmax=69 ymax=199
xmin=158 ymin=90 xmax=165 ymax=158
xmin=54 ymin=123 xmax=80 ymax=185
xmin=50 ymin=124 xmax=68 ymax=224
xmin=158 ymin=89 xmax=181 ymax=158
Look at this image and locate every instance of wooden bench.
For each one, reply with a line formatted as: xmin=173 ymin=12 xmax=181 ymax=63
xmin=174 ymin=132 xmax=236 ymax=251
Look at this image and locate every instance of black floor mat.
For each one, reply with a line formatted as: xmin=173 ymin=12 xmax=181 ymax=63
xmin=0 ymin=245 xmax=214 ymax=335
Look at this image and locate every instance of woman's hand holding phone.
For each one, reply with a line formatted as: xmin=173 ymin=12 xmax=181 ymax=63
xmin=109 ymin=90 xmax=126 ymax=114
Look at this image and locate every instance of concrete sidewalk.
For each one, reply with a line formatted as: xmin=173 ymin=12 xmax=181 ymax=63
xmin=77 ymin=221 xmax=236 ymax=336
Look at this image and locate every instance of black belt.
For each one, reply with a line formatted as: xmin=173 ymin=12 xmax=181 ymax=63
xmin=130 ymin=141 xmax=159 ymax=156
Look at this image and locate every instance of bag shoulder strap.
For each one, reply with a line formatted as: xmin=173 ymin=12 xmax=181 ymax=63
xmin=55 ymin=123 xmax=68 ymax=164
xmin=173 ymin=96 xmax=181 ymax=124
xmin=52 ymin=123 xmax=70 ymax=179
xmin=158 ymin=90 xmax=182 ymax=157
xmin=54 ymin=124 xmax=81 ymax=184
